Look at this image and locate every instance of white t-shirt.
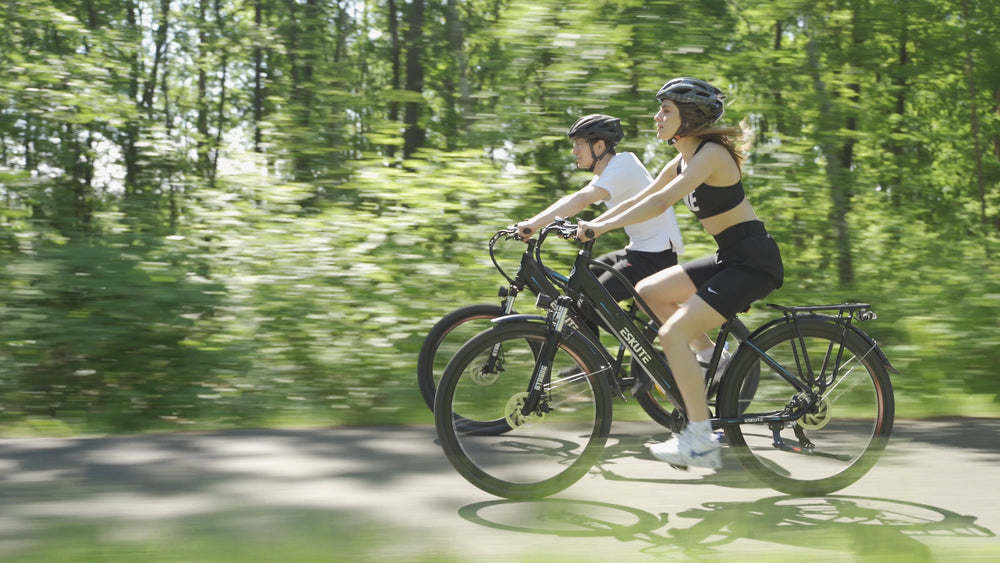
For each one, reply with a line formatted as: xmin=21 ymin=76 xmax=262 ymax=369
xmin=593 ymin=152 xmax=684 ymax=254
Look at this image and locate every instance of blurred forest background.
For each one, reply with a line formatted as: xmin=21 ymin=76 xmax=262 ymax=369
xmin=0 ymin=0 xmax=997 ymax=434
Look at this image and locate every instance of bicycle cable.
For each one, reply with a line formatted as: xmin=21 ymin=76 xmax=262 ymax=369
xmin=488 ymin=227 xmax=519 ymax=286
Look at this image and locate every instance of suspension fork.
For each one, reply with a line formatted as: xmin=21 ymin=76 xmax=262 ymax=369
xmin=498 ymin=285 xmax=519 ymax=314
xmin=521 ymin=296 xmax=573 ymax=414
xmin=481 ymin=285 xmax=520 ymax=373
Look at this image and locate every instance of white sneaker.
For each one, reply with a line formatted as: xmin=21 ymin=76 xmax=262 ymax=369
xmin=716 ymin=349 xmax=733 ymax=376
xmin=698 ymin=346 xmax=731 ymax=379
xmin=648 ymin=426 xmax=722 ymax=469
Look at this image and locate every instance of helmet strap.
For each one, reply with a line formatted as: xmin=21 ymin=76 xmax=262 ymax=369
xmin=667 ymin=135 xmax=681 ymax=146
xmin=586 ymin=139 xmax=610 ymax=172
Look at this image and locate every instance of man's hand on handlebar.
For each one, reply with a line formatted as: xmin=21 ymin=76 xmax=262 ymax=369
xmin=512 ymin=220 xmax=542 ymax=242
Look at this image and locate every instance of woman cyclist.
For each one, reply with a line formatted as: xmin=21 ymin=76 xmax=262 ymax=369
xmin=578 ymin=78 xmax=784 ymax=469
xmin=515 ymin=114 xmax=684 ymax=332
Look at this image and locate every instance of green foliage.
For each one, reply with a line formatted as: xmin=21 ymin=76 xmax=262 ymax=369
xmin=0 ymin=0 xmax=997 ymax=434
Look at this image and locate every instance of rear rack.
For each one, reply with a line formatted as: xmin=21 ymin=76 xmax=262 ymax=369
xmin=768 ymin=303 xmax=876 ymax=322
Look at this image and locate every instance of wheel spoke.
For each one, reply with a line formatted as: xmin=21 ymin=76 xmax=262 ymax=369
xmin=820 ymin=342 xmax=876 ymax=403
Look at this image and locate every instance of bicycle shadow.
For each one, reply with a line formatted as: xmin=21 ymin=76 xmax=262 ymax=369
xmin=458 ymin=494 xmax=994 ymax=558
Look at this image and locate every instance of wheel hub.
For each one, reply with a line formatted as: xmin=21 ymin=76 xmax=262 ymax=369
xmin=504 ymin=392 xmax=545 ymax=428
xmin=471 ymin=362 xmax=501 ymax=385
xmin=798 ymin=397 xmax=832 ymax=430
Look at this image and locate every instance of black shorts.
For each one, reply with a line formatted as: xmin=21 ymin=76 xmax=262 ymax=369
xmin=682 ymin=221 xmax=783 ymax=319
xmin=590 ymin=245 xmax=679 ymax=302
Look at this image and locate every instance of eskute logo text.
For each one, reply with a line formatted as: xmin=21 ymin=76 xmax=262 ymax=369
xmin=619 ymin=328 xmax=652 ymax=365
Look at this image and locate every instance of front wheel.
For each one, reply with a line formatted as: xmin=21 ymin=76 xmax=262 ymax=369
xmin=434 ymin=321 xmax=613 ymax=499
xmin=717 ymin=318 xmax=894 ymax=496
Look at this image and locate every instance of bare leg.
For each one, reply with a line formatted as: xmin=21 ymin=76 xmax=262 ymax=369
xmin=658 ymin=296 xmax=726 ymax=422
xmin=636 ymin=266 xmax=715 ymax=357
xmin=645 ymin=294 xmax=727 ymax=469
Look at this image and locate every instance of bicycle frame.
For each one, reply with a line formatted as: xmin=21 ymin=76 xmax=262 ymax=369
xmin=488 ymin=233 xmax=649 ymax=394
xmin=523 ymin=224 xmax=889 ymax=429
xmin=520 ymin=235 xmax=688 ymax=415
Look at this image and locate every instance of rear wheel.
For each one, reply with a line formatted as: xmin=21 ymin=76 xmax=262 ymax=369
xmin=718 ymin=318 xmax=894 ymax=495
xmin=435 ymin=321 xmax=613 ymax=499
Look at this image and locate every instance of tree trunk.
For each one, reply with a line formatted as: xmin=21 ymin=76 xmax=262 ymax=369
xmin=994 ymin=87 xmax=999 ymax=163
xmin=772 ymin=20 xmax=785 ymax=135
xmin=124 ymin=0 xmax=140 ymax=194
xmin=402 ymin=0 xmax=425 ymax=158
xmin=961 ymin=0 xmax=986 ymax=227
xmin=211 ymin=0 xmax=228 ymax=188
xmin=386 ymin=0 xmax=401 ymax=157
xmin=196 ymin=0 xmax=210 ymax=178
xmin=886 ymin=4 xmax=908 ymax=208
xmin=805 ymin=16 xmax=854 ymax=285
xmin=443 ymin=0 xmax=469 ymax=147
xmin=142 ymin=0 xmax=171 ymax=115
xmin=334 ymin=0 xmax=347 ymax=64
xmin=253 ymin=0 xmax=264 ymax=153
xmin=288 ymin=0 xmax=320 ymax=180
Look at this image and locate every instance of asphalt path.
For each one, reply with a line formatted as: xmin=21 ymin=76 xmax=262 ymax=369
xmin=0 ymin=418 xmax=998 ymax=561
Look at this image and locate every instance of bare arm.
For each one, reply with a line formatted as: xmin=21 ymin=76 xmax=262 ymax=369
xmin=516 ymin=183 xmax=610 ymax=238
xmin=592 ymin=154 xmax=681 ymax=225
xmin=579 ymin=149 xmax=721 ymax=240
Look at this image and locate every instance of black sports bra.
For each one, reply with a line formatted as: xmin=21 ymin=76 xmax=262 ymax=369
xmin=676 ymin=141 xmax=746 ymax=220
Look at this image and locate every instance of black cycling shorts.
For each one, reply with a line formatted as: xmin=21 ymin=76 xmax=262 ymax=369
xmin=590 ymin=245 xmax=679 ymax=302
xmin=682 ymin=221 xmax=783 ymax=319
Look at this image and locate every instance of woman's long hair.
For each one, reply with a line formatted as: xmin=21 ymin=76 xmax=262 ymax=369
xmin=676 ymin=102 xmax=750 ymax=171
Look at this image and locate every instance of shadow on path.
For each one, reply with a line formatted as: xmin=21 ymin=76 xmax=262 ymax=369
xmin=0 ymin=419 xmax=996 ymax=559
xmin=459 ymin=494 xmax=994 ymax=559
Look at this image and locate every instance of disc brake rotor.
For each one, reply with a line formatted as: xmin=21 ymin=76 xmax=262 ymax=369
xmin=504 ymin=392 xmax=545 ymax=428
xmin=471 ymin=359 xmax=501 ymax=385
xmin=798 ymin=398 xmax=832 ymax=430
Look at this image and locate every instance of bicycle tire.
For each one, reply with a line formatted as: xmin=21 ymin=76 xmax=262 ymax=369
xmin=718 ymin=317 xmax=894 ymax=496
xmin=435 ymin=320 xmax=613 ymax=499
xmin=417 ymin=303 xmax=510 ymax=411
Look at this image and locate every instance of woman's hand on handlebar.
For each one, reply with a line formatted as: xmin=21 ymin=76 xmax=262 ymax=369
xmin=576 ymin=220 xmax=607 ymax=242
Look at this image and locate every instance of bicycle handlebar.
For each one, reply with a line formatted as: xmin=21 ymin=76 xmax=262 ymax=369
xmin=532 ymin=219 xmax=595 ymax=290
xmin=487 ymin=219 xmax=594 ymax=291
xmin=538 ymin=218 xmax=595 ymax=240
xmin=488 ymin=227 xmax=525 ymax=285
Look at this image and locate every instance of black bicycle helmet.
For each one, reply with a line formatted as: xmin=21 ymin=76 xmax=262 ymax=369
xmin=567 ymin=114 xmax=623 ymax=171
xmin=567 ymin=114 xmax=624 ymax=146
xmin=655 ymin=77 xmax=725 ymax=128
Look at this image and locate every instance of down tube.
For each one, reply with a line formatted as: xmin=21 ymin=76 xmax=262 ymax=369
xmin=574 ymin=264 xmax=683 ymax=408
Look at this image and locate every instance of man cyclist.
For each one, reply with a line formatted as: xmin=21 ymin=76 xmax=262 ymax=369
xmin=515 ymin=114 xmax=684 ymax=318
